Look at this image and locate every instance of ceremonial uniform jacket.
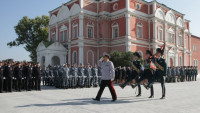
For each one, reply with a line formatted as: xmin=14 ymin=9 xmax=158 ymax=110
xmin=78 ymin=67 xmax=84 ymax=76
xmin=131 ymin=60 xmax=141 ymax=77
xmin=98 ymin=60 xmax=115 ymax=80
xmin=155 ymin=58 xmax=167 ymax=76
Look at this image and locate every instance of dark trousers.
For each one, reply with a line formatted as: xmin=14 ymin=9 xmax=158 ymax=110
xmin=195 ymin=75 xmax=197 ymax=81
xmin=148 ymin=75 xmax=166 ymax=97
xmin=96 ymin=80 xmax=117 ymax=100
xmin=0 ymin=77 xmax=3 ymax=93
xmin=6 ymin=77 xmax=12 ymax=92
xmin=16 ymin=78 xmax=22 ymax=91
xmin=137 ymin=84 xmax=141 ymax=95
xmin=35 ymin=78 xmax=41 ymax=90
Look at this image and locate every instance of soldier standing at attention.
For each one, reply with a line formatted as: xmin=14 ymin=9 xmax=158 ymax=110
xmin=93 ymin=52 xmax=117 ymax=102
xmin=0 ymin=62 xmax=3 ymax=93
xmin=13 ymin=63 xmax=22 ymax=91
xmin=33 ymin=63 xmax=41 ymax=90
xmin=195 ymin=66 xmax=198 ymax=81
xmin=3 ymin=62 xmax=13 ymax=92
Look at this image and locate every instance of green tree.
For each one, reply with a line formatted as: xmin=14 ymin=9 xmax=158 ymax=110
xmin=7 ymin=15 xmax=49 ymax=62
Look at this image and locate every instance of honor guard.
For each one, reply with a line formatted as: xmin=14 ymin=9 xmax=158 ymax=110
xmin=0 ymin=62 xmax=3 ymax=93
xmin=84 ymin=63 xmax=93 ymax=87
xmin=92 ymin=64 xmax=99 ymax=87
xmin=77 ymin=64 xmax=85 ymax=88
xmin=3 ymin=62 xmax=13 ymax=92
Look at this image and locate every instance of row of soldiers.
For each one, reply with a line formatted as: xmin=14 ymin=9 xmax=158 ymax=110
xmin=114 ymin=66 xmax=198 ymax=84
xmin=42 ymin=63 xmax=102 ymax=89
xmin=0 ymin=61 xmax=41 ymax=93
xmin=167 ymin=66 xmax=198 ymax=83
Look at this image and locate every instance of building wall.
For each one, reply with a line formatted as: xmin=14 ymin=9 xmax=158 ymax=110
xmin=44 ymin=0 xmax=200 ymax=70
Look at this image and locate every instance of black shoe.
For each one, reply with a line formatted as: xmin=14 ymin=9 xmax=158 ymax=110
xmin=119 ymin=84 xmax=124 ymax=89
xmin=111 ymin=99 xmax=116 ymax=102
xmin=92 ymin=98 xmax=100 ymax=101
xmin=136 ymin=94 xmax=141 ymax=97
xmin=131 ymin=84 xmax=137 ymax=89
xmin=160 ymin=96 xmax=165 ymax=99
xmin=148 ymin=95 xmax=154 ymax=98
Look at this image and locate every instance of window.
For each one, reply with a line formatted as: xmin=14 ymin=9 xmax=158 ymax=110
xmin=112 ymin=22 xmax=119 ymax=38
xmin=168 ymin=28 xmax=175 ymax=43
xmin=59 ymin=25 xmax=67 ymax=42
xmin=194 ymin=59 xmax=198 ymax=66
xmin=178 ymin=35 xmax=183 ymax=46
xmin=72 ymin=51 xmax=77 ymax=64
xmin=158 ymin=27 xmax=163 ymax=41
xmin=73 ymin=23 xmax=78 ymax=38
xmin=51 ymin=32 xmax=56 ymax=42
xmin=87 ymin=22 xmax=94 ymax=38
xmin=137 ymin=23 xmax=143 ymax=38
xmin=136 ymin=3 xmax=141 ymax=10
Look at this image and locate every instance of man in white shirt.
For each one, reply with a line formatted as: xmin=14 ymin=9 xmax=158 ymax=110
xmin=93 ymin=52 xmax=117 ymax=102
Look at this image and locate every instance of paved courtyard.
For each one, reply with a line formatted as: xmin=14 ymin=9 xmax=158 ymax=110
xmin=0 ymin=78 xmax=200 ymax=113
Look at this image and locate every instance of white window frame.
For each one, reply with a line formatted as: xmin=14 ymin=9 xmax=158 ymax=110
xmin=73 ymin=23 xmax=78 ymax=39
xmin=137 ymin=23 xmax=143 ymax=39
xmin=51 ymin=32 xmax=56 ymax=42
xmin=87 ymin=23 xmax=94 ymax=38
xmin=136 ymin=3 xmax=141 ymax=10
xmin=87 ymin=50 xmax=94 ymax=66
xmin=59 ymin=25 xmax=68 ymax=42
xmin=168 ymin=28 xmax=175 ymax=44
xmin=112 ymin=22 xmax=119 ymax=38
xmin=178 ymin=35 xmax=183 ymax=46
xmin=72 ymin=51 xmax=77 ymax=64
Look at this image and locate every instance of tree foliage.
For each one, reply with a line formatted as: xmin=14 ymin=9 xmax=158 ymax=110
xmin=7 ymin=15 xmax=49 ymax=62
xmin=110 ymin=51 xmax=144 ymax=67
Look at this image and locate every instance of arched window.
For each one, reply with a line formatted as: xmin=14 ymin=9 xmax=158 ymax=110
xmin=51 ymin=32 xmax=56 ymax=42
xmin=194 ymin=59 xmax=198 ymax=66
xmin=73 ymin=23 xmax=78 ymax=38
xmin=138 ymin=50 xmax=143 ymax=59
xmin=87 ymin=22 xmax=94 ymax=38
xmin=59 ymin=24 xmax=68 ymax=42
xmin=179 ymin=56 xmax=182 ymax=66
xmin=137 ymin=23 xmax=143 ymax=38
xmin=87 ymin=50 xmax=94 ymax=66
xmin=168 ymin=27 xmax=175 ymax=44
xmin=158 ymin=26 xmax=163 ymax=41
xmin=72 ymin=51 xmax=77 ymax=64
xmin=178 ymin=34 xmax=183 ymax=46
xmin=112 ymin=22 xmax=119 ymax=38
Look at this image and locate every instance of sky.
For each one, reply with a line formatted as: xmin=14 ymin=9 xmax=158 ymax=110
xmin=0 ymin=0 xmax=199 ymax=61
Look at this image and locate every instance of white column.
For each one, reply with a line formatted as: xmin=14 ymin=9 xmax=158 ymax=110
xmin=175 ymin=50 xmax=178 ymax=66
xmin=189 ymin=35 xmax=191 ymax=65
xmin=79 ymin=42 xmax=84 ymax=65
xmin=68 ymin=19 xmax=71 ymax=42
xmin=175 ymin=27 xmax=178 ymax=47
xmin=56 ymin=23 xmax=58 ymax=41
xmin=79 ymin=14 xmax=84 ymax=40
xmin=68 ymin=46 xmax=71 ymax=65
xmin=164 ymin=23 xmax=167 ymax=42
xmin=153 ymin=1 xmax=157 ymax=14
xmin=153 ymin=19 xmax=157 ymax=42
xmin=126 ymin=0 xmax=130 ymax=11
xmin=125 ymin=13 xmax=131 ymax=52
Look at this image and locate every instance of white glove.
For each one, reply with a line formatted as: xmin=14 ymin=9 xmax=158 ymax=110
xmin=99 ymin=57 xmax=103 ymax=62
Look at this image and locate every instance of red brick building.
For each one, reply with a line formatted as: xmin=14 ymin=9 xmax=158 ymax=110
xmin=36 ymin=0 xmax=200 ymax=71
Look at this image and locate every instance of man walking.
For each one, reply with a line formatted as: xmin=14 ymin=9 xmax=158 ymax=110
xmin=93 ymin=52 xmax=117 ymax=102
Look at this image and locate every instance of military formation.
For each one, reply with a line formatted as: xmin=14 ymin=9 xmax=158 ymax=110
xmin=166 ymin=66 xmax=198 ymax=82
xmin=42 ymin=63 xmax=102 ymax=89
xmin=0 ymin=62 xmax=41 ymax=93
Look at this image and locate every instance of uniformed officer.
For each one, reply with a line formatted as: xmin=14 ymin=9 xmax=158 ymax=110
xmin=171 ymin=66 xmax=176 ymax=82
xmin=77 ymin=64 xmax=85 ymax=88
xmin=70 ymin=64 xmax=78 ymax=88
xmin=195 ymin=66 xmax=198 ymax=81
xmin=92 ymin=64 xmax=99 ymax=87
xmin=62 ymin=64 xmax=70 ymax=88
xmin=188 ymin=66 xmax=192 ymax=81
xmin=13 ymin=63 xmax=22 ymax=91
xmin=145 ymin=48 xmax=167 ymax=99
xmin=93 ymin=52 xmax=117 ymax=102
xmin=131 ymin=50 xmax=155 ymax=98
xmin=3 ymin=62 xmax=13 ymax=92
xmin=98 ymin=66 xmax=102 ymax=85
xmin=180 ymin=66 xmax=185 ymax=82
xmin=0 ymin=62 xmax=3 ymax=93
xmin=84 ymin=63 xmax=92 ymax=87
xmin=32 ymin=63 xmax=41 ymax=90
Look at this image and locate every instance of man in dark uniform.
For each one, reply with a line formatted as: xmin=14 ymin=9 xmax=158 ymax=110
xmin=195 ymin=66 xmax=198 ymax=81
xmin=3 ymin=62 xmax=13 ymax=92
xmin=131 ymin=50 xmax=155 ymax=98
xmin=0 ymin=62 xmax=3 ymax=93
xmin=13 ymin=63 xmax=22 ymax=91
xmin=145 ymin=48 xmax=167 ymax=99
xmin=180 ymin=66 xmax=185 ymax=82
xmin=23 ymin=63 xmax=32 ymax=91
xmin=119 ymin=52 xmax=142 ymax=97
xmin=188 ymin=66 xmax=192 ymax=81
xmin=32 ymin=63 xmax=41 ymax=90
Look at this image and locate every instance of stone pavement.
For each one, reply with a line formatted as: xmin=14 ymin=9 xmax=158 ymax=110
xmin=0 ymin=78 xmax=200 ymax=113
